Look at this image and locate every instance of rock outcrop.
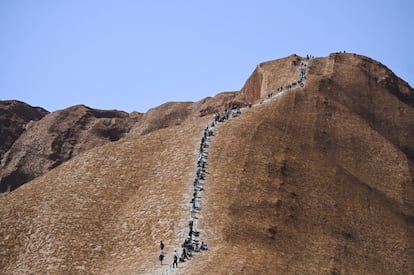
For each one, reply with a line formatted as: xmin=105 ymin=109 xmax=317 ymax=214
xmin=237 ymin=54 xmax=305 ymax=104
xmin=129 ymin=92 xmax=239 ymax=136
xmin=0 ymin=100 xmax=48 ymax=159
xmin=0 ymin=92 xmax=242 ymax=193
xmin=0 ymin=105 xmax=141 ymax=192
xmin=189 ymin=53 xmax=414 ymax=274
xmin=0 ymin=53 xmax=413 ymax=274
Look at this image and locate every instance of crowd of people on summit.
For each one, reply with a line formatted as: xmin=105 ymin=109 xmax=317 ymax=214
xmin=158 ymin=55 xmax=312 ymax=271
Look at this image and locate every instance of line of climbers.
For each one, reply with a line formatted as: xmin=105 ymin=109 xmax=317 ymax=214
xmin=159 ymin=54 xmax=313 ymax=273
xmin=264 ymin=56 xmax=313 ymax=103
xmin=159 ymin=110 xmax=234 ymax=273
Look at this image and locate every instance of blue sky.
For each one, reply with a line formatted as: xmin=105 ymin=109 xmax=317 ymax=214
xmin=1 ymin=0 xmax=413 ymax=112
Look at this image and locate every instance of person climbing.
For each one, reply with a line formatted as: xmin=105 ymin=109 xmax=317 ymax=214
xmin=160 ymin=241 xmax=164 ymax=251
xmin=173 ymin=250 xmax=178 ymax=268
xmin=194 ymin=242 xmax=200 ymax=252
xmin=159 ymin=250 xmax=165 ymax=265
xmin=181 ymin=247 xmax=189 ymax=261
xmin=201 ymin=241 xmax=208 ymax=250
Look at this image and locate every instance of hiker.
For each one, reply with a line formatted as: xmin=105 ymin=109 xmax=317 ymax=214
xmin=189 ymin=220 xmax=194 ymax=236
xmin=160 ymin=241 xmax=164 ymax=251
xmin=179 ymin=247 xmax=187 ymax=262
xmin=173 ymin=250 xmax=178 ymax=268
xmin=182 ymin=247 xmax=189 ymax=260
xmin=159 ymin=251 xmax=165 ymax=265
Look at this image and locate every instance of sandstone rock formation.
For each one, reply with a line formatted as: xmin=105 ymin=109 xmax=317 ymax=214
xmin=129 ymin=91 xmax=238 ymax=136
xmin=0 ymin=53 xmax=413 ymax=274
xmin=237 ymin=54 xmax=305 ymax=104
xmin=0 ymin=100 xmax=48 ymax=159
xmin=0 ymin=91 xmax=240 ymax=193
xmin=191 ymin=53 xmax=414 ymax=274
xmin=0 ymin=105 xmax=141 ymax=192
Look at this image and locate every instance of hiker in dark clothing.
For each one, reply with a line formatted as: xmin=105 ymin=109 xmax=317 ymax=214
xmin=159 ymin=251 xmax=165 ymax=265
xmin=201 ymin=241 xmax=208 ymax=250
xmin=181 ymin=247 xmax=189 ymax=261
xmin=173 ymin=250 xmax=178 ymax=268
xmin=160 ymin=241 xmax=164 ymax=251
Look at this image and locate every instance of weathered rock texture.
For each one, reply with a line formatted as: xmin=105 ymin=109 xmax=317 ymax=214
xmin=192 ymin=53 xmax=414 ymax=274
xmin=238 ymin=54 xmax=304 ymax=104
xmin=0 ymin=105 xmax=141 ymax=192
xmin=129 ymin=91 xmax=238 ymax=136
xmin=0 ymin=53 xmax=413 ymax=274
xmin=0 ymin=91 xmax=241 ymax=193
xmin=0 ymin=100 xmax=48 ymax=158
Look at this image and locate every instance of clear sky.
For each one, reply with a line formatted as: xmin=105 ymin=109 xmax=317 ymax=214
xmin=1 ymin=0 xmax=413 ymax=113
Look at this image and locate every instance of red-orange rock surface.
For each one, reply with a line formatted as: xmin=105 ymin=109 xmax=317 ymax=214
xmin=0 ymin=105 xmax=140 ymax=192
xmin=0 ymin=53 xmax=413 ymax=274
xmin=0 ymin=100 xmax=48 ymax=159
xmin=0 ymin=92 xmax=240 ymax=193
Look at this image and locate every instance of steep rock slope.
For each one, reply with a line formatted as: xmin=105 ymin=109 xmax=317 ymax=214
xmin=237 ymin=54 xmax=304 ymax=104
xmin=129 ymin=91 xmax=238 ymax=136
xmin=0 ymin=100 xmax=48 ymax=158
xmin=0 ymin=105 xmax=141 ymax=192
xmin=0 ymin=116 xmax=210 ymax=274
xmin=185 ymin=53 xmax=414 ymax=274
xmin=0 ymin=92 xmax=240 ymax=193
xmin=0 ymin=53 xmax=413 ymax=274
